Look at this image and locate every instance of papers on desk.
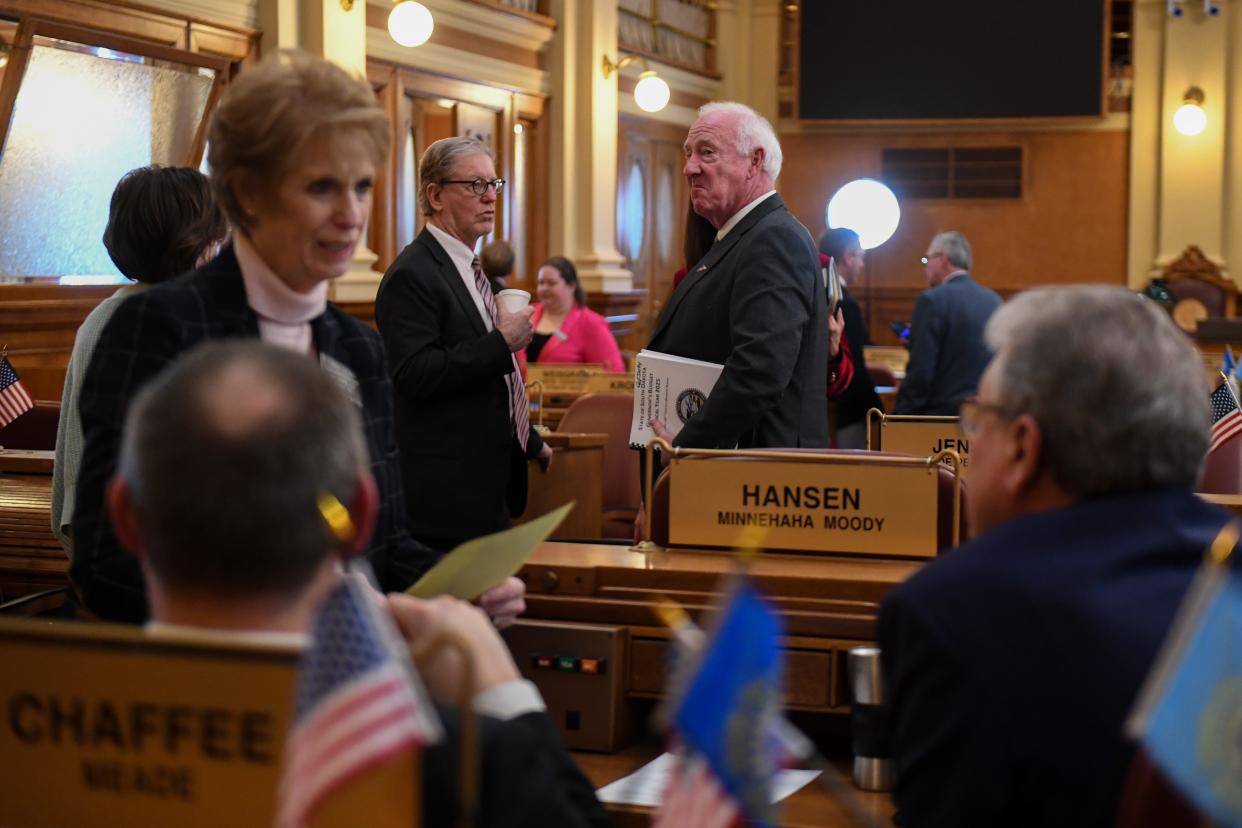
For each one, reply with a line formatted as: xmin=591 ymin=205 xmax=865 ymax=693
xmin=629 ymin=350 xmax=723 ymax=449
xmin=594 ymin=752 xmax=822 ymax=807
xmin=405 ymin=502 xmax=574 ymax=600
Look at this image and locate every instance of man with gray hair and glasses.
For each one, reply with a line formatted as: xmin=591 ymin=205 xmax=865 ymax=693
xmin=646 ymin=101 xmax=828 ymax=450
xmin=879 ymin=285 xmax=1231 ymax=827
xmin=377 ymin=137 xmax=551 ymax=583
xmin=893 ymin=230 xmax=1001 ymax=415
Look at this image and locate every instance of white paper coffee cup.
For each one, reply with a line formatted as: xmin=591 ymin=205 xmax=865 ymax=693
xmin=496 ymin=289 xmax=531 ymax=312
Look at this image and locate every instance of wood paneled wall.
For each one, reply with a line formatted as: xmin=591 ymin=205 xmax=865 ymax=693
xmin=777 ymin=127 xmax=1130 ymax=344
xmin=0 ymin=284 xmax=116 ymax=401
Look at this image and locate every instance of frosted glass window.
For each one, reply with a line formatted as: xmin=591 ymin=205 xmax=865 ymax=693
xmin=623 ymin=162 xmax=646 ymax=262
xmin=0 ymin=40 xmax=215 ymax=282
xmin=510 ymin=123 xmax=526 ymax=278
xmin=400 ymin=131 xmax=417 ymax=248
xmin=656 ymin=162 xmax=675 ymax=261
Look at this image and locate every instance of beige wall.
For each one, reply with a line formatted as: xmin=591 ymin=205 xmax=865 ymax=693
xmin=779 ymin=127 xmax=1131 ymax=293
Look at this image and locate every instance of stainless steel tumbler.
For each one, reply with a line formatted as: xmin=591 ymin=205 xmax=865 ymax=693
xmin=847 ymin=645 xmax=894 ymax=792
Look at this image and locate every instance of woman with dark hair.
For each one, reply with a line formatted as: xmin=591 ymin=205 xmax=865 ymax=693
xmin=520 ymin=255 xmax=625 ymax=371
xmin=53 ymin=165 xmax=228 ymax=554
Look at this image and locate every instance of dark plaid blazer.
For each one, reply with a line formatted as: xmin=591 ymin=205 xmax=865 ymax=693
xmin=72 ymin=246 xmax=437 ymax=622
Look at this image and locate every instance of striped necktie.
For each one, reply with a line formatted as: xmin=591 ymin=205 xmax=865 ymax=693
xmin=472 ymin=256 xmax=530 ymax=451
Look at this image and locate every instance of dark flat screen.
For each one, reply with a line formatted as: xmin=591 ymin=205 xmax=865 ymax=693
xmin=798 ymin=2 xmax=1106 ymax=120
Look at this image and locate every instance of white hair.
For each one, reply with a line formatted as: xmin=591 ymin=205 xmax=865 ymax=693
xmin=698 ymin=101 xmax=782 ymax=182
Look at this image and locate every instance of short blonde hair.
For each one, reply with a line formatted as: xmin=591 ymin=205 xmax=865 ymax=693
xmin=207 ymin=50 xmax=390 ymax=232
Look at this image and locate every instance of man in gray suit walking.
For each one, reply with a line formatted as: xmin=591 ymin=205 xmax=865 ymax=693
xmin=894 ymin=231 xmax=1002 ymax=416
xmin=648 ymin=102 xmax=829 ymax=450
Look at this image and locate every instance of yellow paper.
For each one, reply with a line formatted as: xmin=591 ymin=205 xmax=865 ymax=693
xmin=405 ymin=502 xmax=575 ymax=600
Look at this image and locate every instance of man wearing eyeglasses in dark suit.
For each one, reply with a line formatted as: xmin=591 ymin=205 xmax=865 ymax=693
xmin=893 ymin=231 xmax=1002 ymax=416
xmin=377 ymin=138 xmax=550 ymax=623
xmin=879 ymin=285 xmax=1228 ymax=827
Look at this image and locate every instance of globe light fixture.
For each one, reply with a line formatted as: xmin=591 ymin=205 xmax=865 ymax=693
xmin=826 ymin=179 xmax=901 ymax=250
xmin=1173 ymin=86 xmax=1206 ymax=136
xmin=633 ymin=70 xmax=671 ymax=113
xmin=602 ymin=54 xmax=670 ymax=114
xmin=388 ymin=1 xmax=434 ymax=48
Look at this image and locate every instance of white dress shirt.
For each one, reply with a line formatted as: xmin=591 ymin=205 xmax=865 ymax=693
xmin=425 ymin=222 xmax=522 ymax=421
xmin=715 ymin=190 xmax=778 ymax=241
xmin=426 ymin=222 xmax=491 ymax=331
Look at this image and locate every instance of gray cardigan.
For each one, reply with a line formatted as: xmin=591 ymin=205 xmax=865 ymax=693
xmin=51 ymin=282 xmax=148 ymax=556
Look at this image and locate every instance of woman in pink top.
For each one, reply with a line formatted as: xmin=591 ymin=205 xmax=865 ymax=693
xmin=519 ymin=256 xmax=625 ymax=372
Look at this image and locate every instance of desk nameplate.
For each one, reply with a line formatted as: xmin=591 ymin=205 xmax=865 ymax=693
xmin=527 ymin=365 xmax=633 ymax=395
xmin=0 ymin=620 xmax=415 ymax=828
xmin=668 ymin=457 xmax=939 ymax=558
xmin=878 ymin=419 xmax=968 ymax=464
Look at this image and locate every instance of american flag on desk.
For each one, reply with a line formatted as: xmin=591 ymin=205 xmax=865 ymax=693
xmin=1209 ymin=380 xmax=1242 ymax=454
xmin=276 ymin=574 xmax=441 ymax=828
xmin=0 ymin=355 xmax=33 ymax=427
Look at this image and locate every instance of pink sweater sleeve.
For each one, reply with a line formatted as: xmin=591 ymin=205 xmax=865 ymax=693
xmin=577 ymin=308 xmax=626 ymax=371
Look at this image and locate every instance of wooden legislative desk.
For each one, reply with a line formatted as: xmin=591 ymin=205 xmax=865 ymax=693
xmin=517 ymin=432 xmax=606 ymax=539
xmin=0 ymin=451 xmax=64 ymax=601
xmin=515 ymin=542 xmax=920 ymax=719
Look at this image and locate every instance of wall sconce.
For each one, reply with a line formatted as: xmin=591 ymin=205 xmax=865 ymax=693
xmin=1173 ymin=86 xmax=1207 ymax=136
xmin=388 ymin=1 xmax=434 ymax=48
xmin=601 ymin=54 xmax=670 ymax=114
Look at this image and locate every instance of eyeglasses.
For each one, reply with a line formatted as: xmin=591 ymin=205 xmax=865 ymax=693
xmin=958 ymin=396 xmax=1014 ymax=437
xmin=442 ymin=178 xmax=506 ymax=196
xmin=920 ymin=252 xmax=946 ymax=266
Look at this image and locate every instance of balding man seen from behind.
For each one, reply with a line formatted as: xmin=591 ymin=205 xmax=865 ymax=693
xmin=108 ymin=340 xmax=609 ymax=828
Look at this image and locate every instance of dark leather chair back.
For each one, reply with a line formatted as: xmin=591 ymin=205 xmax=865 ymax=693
xmin=1114 ymin=750 xmax=1204 ymax=827
xmin=557 ymin=392 xmax=640 ymax=538
xmin=867 ymin=364 xmax=897 ymax=387
xmin=0 ymin=401 xmax=59 ymax=450
xmin=1199 ymin=432 xmax=1242 ymax=494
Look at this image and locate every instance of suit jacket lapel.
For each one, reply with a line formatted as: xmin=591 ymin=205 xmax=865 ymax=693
xmin=203 ymin=245 xmax=263 ymax=337
xmin=650 ymin=194 xmax=786 ymax=344
xmin=311 ymin=311 xmax=363 ymax=406
xmin=419 ymin=228 xmax=488 ymax=338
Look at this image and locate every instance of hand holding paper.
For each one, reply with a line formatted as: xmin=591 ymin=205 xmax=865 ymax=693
xmin=405 ymin=502 xmax=575 ymax=601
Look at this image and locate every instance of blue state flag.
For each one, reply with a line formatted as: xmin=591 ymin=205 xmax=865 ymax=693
xmin=1128 ymin=560 xmax=1242 ymax=827
xmin=1223 ymin=346 xmax=1236 ymax=380
xmin=662 ymin=578 xmax=784 ymax=826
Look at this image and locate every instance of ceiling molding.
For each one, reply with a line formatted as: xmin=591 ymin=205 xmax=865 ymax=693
xmin=140 ymin=0 xmax=256 ymax=28
xmin=367 ymin=25 xmax=548 ymax=95
xmin=366 ymin=0 xmax=554 ymax=53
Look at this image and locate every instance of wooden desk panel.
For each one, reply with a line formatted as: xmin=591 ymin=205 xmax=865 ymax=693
xmin=521 ymin=543 xmax=920 ymax=716
xmin=575 ymin=745 xmax=895 ymax=828
xmin=0 ymin=457 xmax=67 ymax=599
xmin=518 ymin=432 xmax=606 ymax=539
xmin=1201 ymin=493 xmax=1242 ymax=520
